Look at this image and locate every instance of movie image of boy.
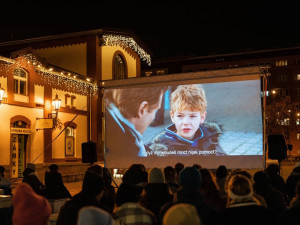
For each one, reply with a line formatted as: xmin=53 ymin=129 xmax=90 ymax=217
xmin=149 ymin=84 xmax=226 ymax=156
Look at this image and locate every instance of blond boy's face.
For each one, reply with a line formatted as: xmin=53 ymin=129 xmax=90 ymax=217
xmin=170 ymin=110 xmax=206 ymax=140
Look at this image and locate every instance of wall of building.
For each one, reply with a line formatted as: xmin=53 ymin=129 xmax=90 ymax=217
xmin=35 ymin=43 xmax=87 ymax=76
xmin=0 ymin=105 xmax=44 ymax=165
xmin=101 ymin=46 xmax=137 ymax=80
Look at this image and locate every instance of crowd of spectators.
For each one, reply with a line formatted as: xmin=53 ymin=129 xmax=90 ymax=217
xmin=1 ymin=162 xmax=300 ymax=225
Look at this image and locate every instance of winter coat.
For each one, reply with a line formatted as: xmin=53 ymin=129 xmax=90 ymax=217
xmin=149 ymin=123 xmax=226 ymax=156
xmin=285 ymin=166 xmax=300 ymax=202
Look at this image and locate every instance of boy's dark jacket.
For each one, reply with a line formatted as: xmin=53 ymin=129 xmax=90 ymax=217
xmin=148 ymin=122 xmax=226 ymax=156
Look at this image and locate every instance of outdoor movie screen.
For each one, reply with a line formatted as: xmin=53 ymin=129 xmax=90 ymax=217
xmin=104 ymin=75 xmax=263 ymax=169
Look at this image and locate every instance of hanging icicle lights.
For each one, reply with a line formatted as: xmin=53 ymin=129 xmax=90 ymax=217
xmin=0 ymin=53 xmax=98 ymax=96
xmin=102 ymin=34 xmax=151 ymax=66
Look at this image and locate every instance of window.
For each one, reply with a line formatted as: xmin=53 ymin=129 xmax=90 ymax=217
xmin=277 ymin=74 xmax=288 ymax=82
xmin=65 ymin=126 xmax=75 ymax=157
xmin=113 ymin=54 xmax=126 ymax=79
xmin=275 ymin=60 xmax=288 ymax=67
xmin=297 ymin=133 xmax=300 ymax=140
xmin=13 ymin=68 xmax=28 ymax=95
xmin=296 ymin=119 xmax=300 ymax=125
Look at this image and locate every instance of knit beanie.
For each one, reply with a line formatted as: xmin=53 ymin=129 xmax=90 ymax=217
xmin=148 ymin=167 xmax=165 ymax=183
xmin=12 ymin=182 xmax=51 ymax=225
xmin=78 ymin=206 xmax=116 ymax=225
xmin=27 ymin=163 xmax=36 ymax=171
xmin=163 ymin=203 xmax=201 ymax=225
xmin=179 ymin=166 xmax=202 ymax=189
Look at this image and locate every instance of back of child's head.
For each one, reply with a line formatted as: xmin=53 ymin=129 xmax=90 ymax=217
xmin=171 ymin=84 xmax=207 ymax=114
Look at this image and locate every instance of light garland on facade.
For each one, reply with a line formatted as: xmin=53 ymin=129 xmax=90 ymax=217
xmin=0 ymin=54 xmax=98 ymax=96
xmin=102 ymin=34 xmax=151 ymax=66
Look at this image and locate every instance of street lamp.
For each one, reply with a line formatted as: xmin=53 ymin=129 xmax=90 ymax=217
xmin=0 ymin=83 xmax=5 ymax=105
xmin=49 ymin=93 xmax=61 ymax=127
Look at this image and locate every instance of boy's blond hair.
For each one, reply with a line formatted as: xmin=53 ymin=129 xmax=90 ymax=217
xmin=171 ymin=84 xmax=207 ymax=114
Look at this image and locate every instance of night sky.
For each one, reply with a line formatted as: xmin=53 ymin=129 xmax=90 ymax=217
xmin=1 ymin=1 xmax=300 ymax=60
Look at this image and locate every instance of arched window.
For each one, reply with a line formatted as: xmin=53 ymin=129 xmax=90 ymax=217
xmin=13 ymin=68 xmax=28 ymax=95
xmin=64 ymin=122 xmax=77 ymax=157
xmin=113 ymin=54 xmax=127 ymax=79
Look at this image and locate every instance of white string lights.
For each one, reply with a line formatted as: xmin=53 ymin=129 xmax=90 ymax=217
xmin=102 ymin=34 xmax=151 ymax=66
xmin=0 ymin=54 xmax=98 ymax=96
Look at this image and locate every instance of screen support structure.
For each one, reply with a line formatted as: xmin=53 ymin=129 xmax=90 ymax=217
xmin=260 ymin=66 xmax=271 ymax=169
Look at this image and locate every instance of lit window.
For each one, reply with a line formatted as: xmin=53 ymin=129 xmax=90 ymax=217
xmin=65 ymin=126 xmax=75 ymax=157
xmin=297 ymin=119 xmax=300 ymax=125
xmin=297 ymin=133 xmax=300 ymax=140
xmin=113 ymin=54 xmax=126 ymax=80
xmin=276 ymin=60 xmax=288 ymax=67
xmin=13 ymin=68 xmax=28 ymax=95
xmin=297 ymin=74 xmax=300 ymax=80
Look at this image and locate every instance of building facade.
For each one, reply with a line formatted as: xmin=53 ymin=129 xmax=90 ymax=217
xmin=0 ymin=29 xmax=151 ymax=178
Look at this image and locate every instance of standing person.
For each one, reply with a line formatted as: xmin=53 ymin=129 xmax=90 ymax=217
xmin=218 ymin=174 xmax=273 ymax=225
xmin=265 ymin=163 xmax=286 ymax=195
xmin=22 ymin=163 xmax=45 ymax=196
xmin=56 ymin=166 xmax=110 ymax=225
xmin=174 ymin=162 xmax=184 ymax=183
xmin=252 ymin=170 xmax=287 ymax=220
xmin=163 ymin=166 xmax=180 ymax=194
xmin=150 ymin=84 xmax=226 ymax=156
xmin=139 ymin=168 xmax=173 ymax=218
xmin=44 ymin=164 xmax=72 ymax=199
xmin=285 ymin=162 xmax=300 ymax=204
xmin=105 ymin=86 xmax=167 ymax=163
xmin=12 ymin=182 xmax=51 ymax=225
xmin=160 ymin=166 xmax=218 ymax=225
xmin=0 ymin=166 xmax=12 ymax=195
xmin=278 ymin=181 xmax=300 ymax=225
xmin=215 ymin=165 xmax=228 ymax=198
xmin=199 ymin=168 xmax=227 ymax=212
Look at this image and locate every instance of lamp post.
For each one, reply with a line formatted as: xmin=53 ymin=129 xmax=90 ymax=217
xmin=0 ymin=83 xmax=5 ymax=105
xmin=51 ymin=94 xmax=61 ymax=127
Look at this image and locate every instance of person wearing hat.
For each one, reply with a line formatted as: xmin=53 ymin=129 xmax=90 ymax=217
xmin=286 ymin=162 xmax=300 ymax=204
xmin=22 ymin=163 xmax=45 ymax=196
xmin=159 ymin=166 xmax=218 ymax=225
xmin=78 ymin=206 xmax=116 ymax=225
xmin=0 ymin=165 xmax=12 ymax=195
xmin=12 ymin=182 xmax=51 ymax=225
xmin=139 ymin=168 xmax=173 ymax=219
xmin=162 ymin=203 xmax=201 ymax=225
xmin=218 ymin=174 xmax=273 ymax=225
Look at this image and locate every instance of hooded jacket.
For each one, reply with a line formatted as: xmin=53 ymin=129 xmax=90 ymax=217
xmin=149 ymin=122 xmax=226 ymax=156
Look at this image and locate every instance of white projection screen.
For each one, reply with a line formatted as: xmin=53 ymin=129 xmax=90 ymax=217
xmin=103 ymin=67 xmax=264 ymax=169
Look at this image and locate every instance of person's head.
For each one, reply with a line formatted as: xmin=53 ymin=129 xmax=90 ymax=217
xmin=49 ymin=164 xmax=59 ymax=172
xmin=227 ymin=174 xmax=254 ymax=205
xmin=163 ymin=203 xmax=201 ymax=225
xmin=265 ymin=163 xmax=280 ymax=175
xmin=199 ymin=168 xmax=219 ymax=192
xmin=78 ymin=206 xmax=115 ymax=225
xmin=253 ymin=170 xmax=270 ymax=184
xmin=216 ymin=165 xmax=228 ymax=179
xmin=148 ymin=167 xmax=165 ymax=183
xmin=170 ymin=84 xmax=207 ymax=140
xmin=175 ymin=162 xmax=184 ymax=181
xmin=179 ymin=166 xmax=202 ymax=190
xmin=115 ymin=182 xmax=139 ymax=207
xmin=111 ymin=87 xmax=167 ymax=134
xmin=12 ymin=183 xmax=51 ymax=225
xmin=164 ymin=166 xmax=176 ymax=183
xmin=27 ymin=163 xmax=36 ymax=172
xmin=82 ymin=169 xmax=104 ymax=198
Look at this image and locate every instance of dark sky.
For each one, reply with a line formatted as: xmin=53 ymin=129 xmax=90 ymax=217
xmin=1 ymin=1 xmax=300 ymax=60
